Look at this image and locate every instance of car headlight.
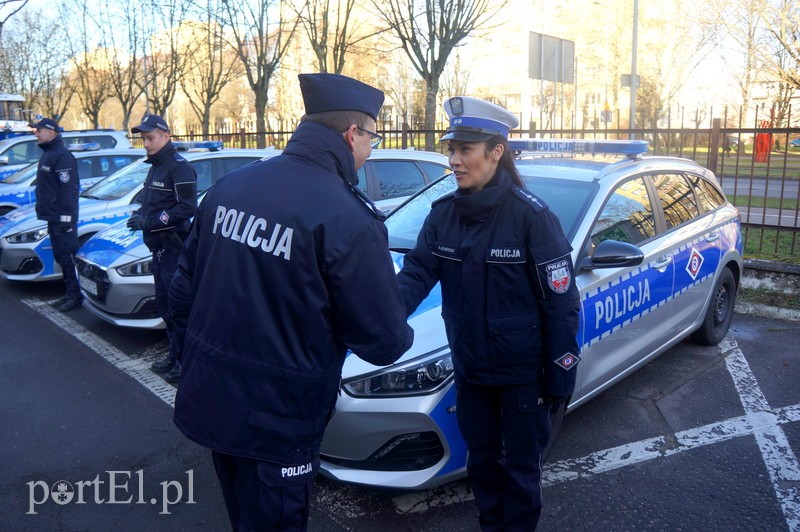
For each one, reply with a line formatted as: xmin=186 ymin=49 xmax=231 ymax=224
xmin=115 ymin=258 xmax=153 ymax=276
xmin=343 ymin=348 xmax=454 ymax=397
xmin=5 ymin=227 xmax=48 ymax=243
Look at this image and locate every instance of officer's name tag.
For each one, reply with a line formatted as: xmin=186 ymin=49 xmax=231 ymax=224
xmin=431 ymin=242 xmax=464 ymax=261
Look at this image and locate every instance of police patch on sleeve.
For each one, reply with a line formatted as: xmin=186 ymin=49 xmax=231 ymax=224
xmin=159 ymin=211 xmax=170 ymax=225
xmin=58 ymin=170 xmax=71 ymax=183
xmin=554 ymin=352 xmax=581 ymax=370
xmin=545 ymin=258 xmax=571 ymax=294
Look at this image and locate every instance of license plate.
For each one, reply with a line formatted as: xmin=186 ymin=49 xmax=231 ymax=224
xmin=79 ymin=275 xmax=97 ymax=296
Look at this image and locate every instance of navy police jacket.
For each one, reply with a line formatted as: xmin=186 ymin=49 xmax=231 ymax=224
xmin=134 ymin=141 xmax=197 ymax=252
xmin=397 ymin=169 xmax=581 ymax=398
xmin=170 ymin=121 xmax=414 ymax=472
xmin=34 ymin=136 xmax=78 ymax=223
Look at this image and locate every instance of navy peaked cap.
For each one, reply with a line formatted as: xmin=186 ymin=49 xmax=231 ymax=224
xmin=299 ymin=73 xmax=384 ymax=121
xmin=441 ymin=96 xmax=519 ymax=142
xmin=28 ymin=118 xmax=61 ymax=132
xmin=131 ymin=114 xmax=170 ymax=134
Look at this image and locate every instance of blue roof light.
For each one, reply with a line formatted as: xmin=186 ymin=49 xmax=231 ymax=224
xmin=68 ymin=142 xmax=101 ymax=151
xmin=173 ymin=140 xmax=224 ymax=152
xmin=508 ymin=138 xmax=649 ymax=156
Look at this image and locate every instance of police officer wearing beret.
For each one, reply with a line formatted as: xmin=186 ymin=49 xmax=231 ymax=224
xmin=397 ymin=96 xmax=581 ymax=531
xmin=127 ymin=114 xmax=197 ymax=384
xmin=169 ymin=73 xmax=414 ymax=530
xmin=30 ymin=118 xmax=82 ymax=312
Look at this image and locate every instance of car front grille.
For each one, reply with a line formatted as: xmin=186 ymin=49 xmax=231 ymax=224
xmin=321 ymin=431 xmax=444 ymax=471
xmin=75 ymin=258 xmax=110 ymax=302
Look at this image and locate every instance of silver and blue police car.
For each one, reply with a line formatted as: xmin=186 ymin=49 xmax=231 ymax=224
xmin=0 ymin=145 xmax=145 ymax=215
xmin=74 ymin=149 xmax=450 ymax=328
xmin=0 ymin=142 xmax=276 ymax=282
xmin=318 ymin=139 xmax=743 ymax=489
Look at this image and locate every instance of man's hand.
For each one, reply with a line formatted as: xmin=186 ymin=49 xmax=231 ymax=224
xmin=126 ymin=213 xmax=143 ymax=231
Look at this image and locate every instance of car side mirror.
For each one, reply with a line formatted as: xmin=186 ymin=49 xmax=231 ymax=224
xmin=0 ymin=155 xmax=8 ymax=165
xmin=580 ymin=240 xmax=644 ymax=271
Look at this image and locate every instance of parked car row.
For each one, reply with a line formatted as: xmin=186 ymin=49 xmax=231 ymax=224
xmin=0 ymin=136 xmax=743 ymax=493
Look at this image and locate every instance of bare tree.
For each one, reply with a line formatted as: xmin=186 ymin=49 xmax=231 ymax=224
xmin=99 ymin=0 xmax=145 ymax=132
xmin=0 ymin=0 xmax=27 ymax=38
xmin=181 ymin=0 xmax=242 ymax=136
xmin=221 ymin=0 xmax=297 ymax=148
xmin=375 ymin=0 xmax=503 ymax=150
xmin=61 ymin=0 xmax=115 ymax=128
xmin=139 ymin=0 xmax=189 ymax=118
xmin=294 ymin=0 xmax=383 ymax=74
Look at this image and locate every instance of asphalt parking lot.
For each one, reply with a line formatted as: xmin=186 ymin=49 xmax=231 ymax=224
xmin=1 ymin=278 xmax=799 ymax=531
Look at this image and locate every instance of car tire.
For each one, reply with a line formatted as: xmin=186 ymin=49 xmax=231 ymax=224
xmin=543 ymin=400 xmax=568 ymax=460
xmin=691 ymin=267 xmax=737 ymax=346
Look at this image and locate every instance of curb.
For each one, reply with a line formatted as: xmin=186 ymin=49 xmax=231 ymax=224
xmin=735 ymin=301 xmax=800 ymax=323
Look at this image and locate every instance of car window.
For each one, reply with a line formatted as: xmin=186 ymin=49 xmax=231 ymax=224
xmin=82 ymin=161 xmax=150 ymax=200
xmin=64 ymin=135 xmax=118 ymax=149
xmin=418 ymin=161 xmax=449 ymax=180
xmin=192 ymin=160 xmax=214 ymax=192
xmin=686 ymin=173 xmax=725 ymax=213
xmin=217 ymin=156 xmax=261 ymax=179
xmin=4 ymin=140 xmax=36 ymax=164
xmin=76 ymin=158 xmax=94 ymax=180
xmin=373 ymin=161 xmax=427 ymax=199
xmin=355 ymin=167 xmax=368 ymax=193
xmin=653 ymin=173 xmax=700 ymax=228
xmin=590 ymin=177 xmax=656 ymax=247
xmin=2 ymin=163 xmax=37 ymax=184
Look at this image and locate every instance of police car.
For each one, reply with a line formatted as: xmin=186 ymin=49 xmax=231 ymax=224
xmin=74 ymin=148 xmax=449 ymax=328
xmin=0 ymin=129 xmax=131 ymax=180
xmin=0 ymin=145 xmax=144 ymax=214
xmin=318 ymin=139 xmax=743 ymax=489
xmin=0 ymin=143 xmax=275 ymax=282
xmin=356 ymin=149 xmax=450 ymax=213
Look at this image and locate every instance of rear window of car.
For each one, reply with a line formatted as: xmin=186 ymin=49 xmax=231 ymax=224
xmin=373 ymin=160 xmax=428 ymax=200
xmin=686 ymin=173 xmax=726 ymax=213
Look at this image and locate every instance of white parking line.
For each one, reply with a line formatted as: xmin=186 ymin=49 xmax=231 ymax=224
xmin=23 ymin=298 xmax=176 ymax=407
xmin=394 ymin=337 xmax=800 ymax=530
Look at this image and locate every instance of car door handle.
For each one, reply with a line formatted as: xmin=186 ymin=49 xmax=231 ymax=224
xmin=705 ymin=232 xmax=720 ymax=242
xmin=653 ymin=256 xmax=672 ymax=270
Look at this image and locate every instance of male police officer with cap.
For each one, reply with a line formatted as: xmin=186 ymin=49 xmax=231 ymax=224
xmin=29 ymin=118 xmax=82 ymax=312
xmin=169 ymin=73 xmax=413 ymax=531
xmin=127 ymin=114 xmax=197 ymax=384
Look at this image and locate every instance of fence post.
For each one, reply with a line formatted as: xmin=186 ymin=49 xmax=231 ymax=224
xmin=239 ymin=128 xmax=246 ymax=149
xmin=529 ymin=121 xmax=537 ymax=138
xmin=709 ymin=118 xmax=721 ymax=175
xmin=401 ymin=122 xmax=408 ymax=149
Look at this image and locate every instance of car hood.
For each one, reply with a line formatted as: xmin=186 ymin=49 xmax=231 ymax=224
xmin=0 ymin=197 xmax=126 ymax=237
xmin=78 ymin=221 xmax=149 ymax=269
xmin=0 ymin=181 xmax=30 ymax=198
xmin=340 ymin=251 xmax=447 ymax=380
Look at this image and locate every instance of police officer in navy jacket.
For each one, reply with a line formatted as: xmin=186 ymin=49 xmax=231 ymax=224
xmin=397 ymin=96 xmax=581 ymax=531
xmin=169 ymin=73 xmax=413 ymax=531
xmin=126 ymin=114 xmax=197 ymax=383
xmin=29 ymin=118 xmax=81 ymax=312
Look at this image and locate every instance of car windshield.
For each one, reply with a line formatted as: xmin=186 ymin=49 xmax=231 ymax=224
xmin=386 ymin=166 xmax=597 ymax=250
xmin=0 ymin=162 xmax=36 ymax=184
xmin=80 ymin=160 xmax=150 ymax=200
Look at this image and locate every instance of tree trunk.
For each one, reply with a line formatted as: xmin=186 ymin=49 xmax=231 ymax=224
xmin=424 ymin=77 xmax=439 ymax=151
xmin=254 ymin=89 xmax=269 ymax=149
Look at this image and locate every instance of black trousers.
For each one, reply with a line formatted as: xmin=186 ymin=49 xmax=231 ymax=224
xmin=455 ymin=374 xmax=551 ymax=532
xmin=152 ymin=247 xmax=179 ymax=362
xmin=48 ymin=221 xmax=80 ymax=299
xmin=211 ymin=451 xmax=312 ymax=532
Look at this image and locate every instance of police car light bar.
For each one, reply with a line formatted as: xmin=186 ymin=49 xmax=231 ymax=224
xmin=508 ymin=138 xmax=649 ymax=156
xmin=68 ymin=142 xmax=101 ymax=151
xmin=173 ymin=140 xmax=224 ymax=152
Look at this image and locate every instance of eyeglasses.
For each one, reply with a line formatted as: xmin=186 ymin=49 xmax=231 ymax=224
xmin=356 ymin=127 xmax=383 ymax=148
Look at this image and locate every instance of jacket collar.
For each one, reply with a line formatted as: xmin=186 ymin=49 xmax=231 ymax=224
xmin=453 ymin=168 xmax=512 ymax=223
xmin=145 ymin=141 xmax=177 ymax=165
xmin=38 ymin=135 xmax=63 ymax=151
xmin=283 ymin=121 xmax=357 ymax=185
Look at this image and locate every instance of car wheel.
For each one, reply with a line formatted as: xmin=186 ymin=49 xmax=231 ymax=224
xmin=691 ymin=267 xmax=736 ymax=346
xmin=543 ymin=400 xmax=567 ymax=460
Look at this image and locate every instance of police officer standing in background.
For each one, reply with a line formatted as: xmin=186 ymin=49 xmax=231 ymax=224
xmin=169 ymin=73 xmax=413 ymax=530
xmin=126 ymin=115 xmax=197 ymax=384
xmin=397 ymin=96 xmax=581 ymax=531
xmin=29 ymin=118 xmax=82 ymax=312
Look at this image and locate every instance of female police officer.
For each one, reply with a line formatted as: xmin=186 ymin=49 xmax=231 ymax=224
xmin=397 ymin=96 xmax=581 ymax=531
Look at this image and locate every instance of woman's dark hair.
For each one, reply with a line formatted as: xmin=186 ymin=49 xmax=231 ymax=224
xmin=485 ymin=137 xmax=524 ymax=187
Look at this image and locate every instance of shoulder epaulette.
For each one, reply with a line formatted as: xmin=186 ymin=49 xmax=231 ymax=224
xmin=512 ymin=186 xmax=548 ymax=213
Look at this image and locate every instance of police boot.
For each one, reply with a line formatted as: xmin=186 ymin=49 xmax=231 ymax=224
xmin=52 ymin=296 xmax=71 ymax=308
xmin=150 ymin=356 xmax=175 ymax=373
xmin=163 ymin=360 xmax=181 ymax=384
xmin=58 ymin=296 xmax=83 ymax=312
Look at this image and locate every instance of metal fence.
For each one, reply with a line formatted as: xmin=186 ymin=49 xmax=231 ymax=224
xmin=156 ymin=117 xmax=799 ymax=263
